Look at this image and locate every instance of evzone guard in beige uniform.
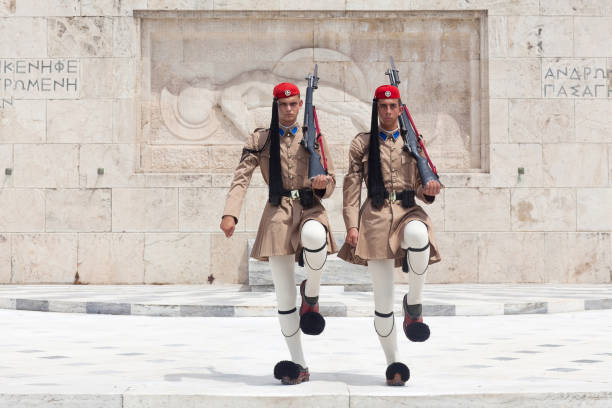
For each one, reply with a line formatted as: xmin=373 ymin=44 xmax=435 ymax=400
xmin=220 ymin=82 xmax=338 ymax=385
xmin=338 ymin=85 xmax=442 ymax=386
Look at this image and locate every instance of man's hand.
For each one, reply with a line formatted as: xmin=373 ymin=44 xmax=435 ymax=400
xmin=311 ymin=174 xmax=331 ymax=190
xmin=423 ymin=180 xmax=441 ymax=196
xmin=346 ymin=227 xmax=359 ymax=247
xmin=220 ymin=215 xmax=236 ymax=238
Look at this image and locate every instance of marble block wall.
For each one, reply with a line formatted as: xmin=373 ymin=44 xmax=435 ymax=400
xmin=0 ymin=0 xmax=610 ymax=285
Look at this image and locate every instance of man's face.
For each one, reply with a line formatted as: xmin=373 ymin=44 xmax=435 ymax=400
xmin=377 ymin=99 xmax=401 ymax=129
xmin=277 ymin=95 xmax=302 ymax=125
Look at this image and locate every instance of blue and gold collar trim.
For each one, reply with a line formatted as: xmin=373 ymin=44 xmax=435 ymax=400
xmin=279 ymin=125 xmax=298 ymax=136
xmin=379 ymin=129 xmax=400 ymax=141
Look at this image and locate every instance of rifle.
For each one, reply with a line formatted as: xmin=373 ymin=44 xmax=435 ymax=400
xmin=385 ymin=57 xmax=439 ymax=187
xmin=301 ymin=64 xmax=328 ymax=180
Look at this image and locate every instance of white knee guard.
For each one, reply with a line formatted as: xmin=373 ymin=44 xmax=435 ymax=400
xmin=400 ymin=220 xmax=430 ymax=275
xmin=400 ymin=221 xmax=430 ymax=306
xmin=299 ymin=220 xmax=327 ymax=298
xmin=299 ymin=220 xmax=327 ymax=270
xmin=301 ymin=220 xmax=327 ymax=249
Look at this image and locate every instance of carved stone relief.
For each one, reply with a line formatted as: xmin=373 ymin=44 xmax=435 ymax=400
xmin=138 ymin=12 xmax=486 ymax=173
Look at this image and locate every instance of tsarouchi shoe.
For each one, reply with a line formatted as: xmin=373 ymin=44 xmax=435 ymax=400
xmin=402 ymin=294 xmax=430 ymax=342
xmin=299 ymin=279 xmax=325 ymax=335
xmin=273 ymin=360 xmax=310 ymax=385
xmin=385 ymin=362 xmax=410 ymax=386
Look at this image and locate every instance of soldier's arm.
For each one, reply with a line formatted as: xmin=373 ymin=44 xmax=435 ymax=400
xmin=222 ymin=132 xmax=262 ymax=223
xmin=313 ymin=133 xmax=336 ymax=199
xmin=343 ymin=136 xmax=365 ymax=231
xmin=413 ymin=148 xmax=437 ymax=204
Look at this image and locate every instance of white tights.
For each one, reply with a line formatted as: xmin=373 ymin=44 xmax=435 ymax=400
xmin=368 ymin=220 xmax=430 ymax=365
xmin=270 ymin=254 xmax=305 ymax=367
xmin=269 ymin=220 xmax=327 ymax=368
xmin=369 ymin=258 xmax=399 ymax=365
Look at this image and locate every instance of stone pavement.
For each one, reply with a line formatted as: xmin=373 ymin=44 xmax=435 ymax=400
xmin=0 ymin=284 xmax=611 ymax=317
xmin=1 ymin=308 xmax=611 ymax=407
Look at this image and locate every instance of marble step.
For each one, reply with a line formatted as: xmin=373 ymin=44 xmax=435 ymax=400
xmin=3 ymin=284 xmax=611 ymax=318
xmin=3 ymin=388 xmax=610 ymax=408
xmin=247 ymin=236 xmax=371 ymax=289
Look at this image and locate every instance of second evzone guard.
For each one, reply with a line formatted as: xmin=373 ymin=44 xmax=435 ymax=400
xmin=338 ymin=84 xmax=442 ymax=386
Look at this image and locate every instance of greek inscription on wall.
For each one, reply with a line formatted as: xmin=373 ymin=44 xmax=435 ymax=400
xmin=0 ymin=97 xmax=12 ymax=109
xmin=0 ymin=59 xmax=79 ymax=107
xmin=543 ymin=59 xmax=612 ymax=98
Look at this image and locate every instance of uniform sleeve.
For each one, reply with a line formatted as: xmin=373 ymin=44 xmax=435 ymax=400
xmin=316 ymin=133 xmax=336 ymax=199
xmin=222 ymin=133 xmax=261 ymax=223
xmin=413 ymin=147 xmax=436 ymax=205
xmin=342 ymin=136 xmax=365 ymax=231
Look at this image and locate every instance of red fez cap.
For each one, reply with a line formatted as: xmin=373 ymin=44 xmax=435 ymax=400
xmin=374 ymin=85 xmax=400 ymax=99
xmin=273 ymin=82 xmax=300 ymax=99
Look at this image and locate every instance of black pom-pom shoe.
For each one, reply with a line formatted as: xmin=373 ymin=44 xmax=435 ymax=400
xmin=274 ymin=360 xmax=310 ymax=385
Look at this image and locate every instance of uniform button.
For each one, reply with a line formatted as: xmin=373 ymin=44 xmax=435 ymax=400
xmin=290 ymin=175 xmax=294 ymax=179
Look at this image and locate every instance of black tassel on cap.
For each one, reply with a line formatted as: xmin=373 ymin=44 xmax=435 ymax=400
xmin=268 ymin=98 xmax=283 ymax=206
xmin=367 ymin=99 xmax=387 ymax=209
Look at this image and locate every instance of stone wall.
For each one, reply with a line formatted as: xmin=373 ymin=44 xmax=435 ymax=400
xmin=0 ymin=0 xmax=610 ymax=285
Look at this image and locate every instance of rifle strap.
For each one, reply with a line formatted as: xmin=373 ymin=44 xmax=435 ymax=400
xmin=312 ymin=106 xmax=328 ymax=172
xmin=402 ymin=105 xmax=438 ymax=176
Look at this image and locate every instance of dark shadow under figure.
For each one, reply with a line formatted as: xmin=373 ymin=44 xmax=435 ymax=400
xmin=164 ymin=366 xmax=387 ymax=386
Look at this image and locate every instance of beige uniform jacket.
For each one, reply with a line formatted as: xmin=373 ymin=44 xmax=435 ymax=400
xmin=337 ymin=132 xmax=441 ymax=267
xmin=223 ymin=127 xmax=338 ymax=261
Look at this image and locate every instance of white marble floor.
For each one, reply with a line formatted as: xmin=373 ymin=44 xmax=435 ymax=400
xmin=1 ymin=309 xmax=611 ymax=407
